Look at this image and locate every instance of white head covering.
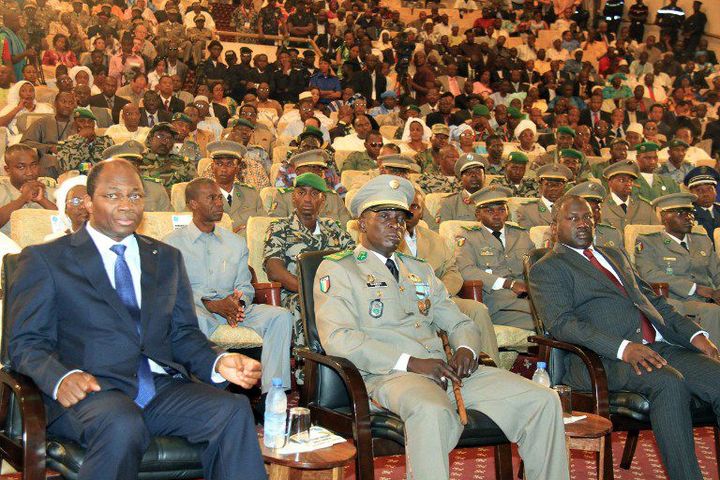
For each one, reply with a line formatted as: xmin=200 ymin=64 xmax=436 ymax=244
xmin=401 ymin=117 xmax=431 ymax=142
xmin=6 ymin=81 xmax=34 ymax=107
xmin=374 ymin=29 xmax=393 ymax=50
xmin=627 ymin=122 xmax=644 ymax=135
xmin=54 ymin=175 xmax=88 ymax=231
xmin=68 ymin=66 xmax=95 ymax=88
xmin=450 ymin=123 xmax=474 ymax=142
xmin=514 ymin=119 xmax=538 ymax=141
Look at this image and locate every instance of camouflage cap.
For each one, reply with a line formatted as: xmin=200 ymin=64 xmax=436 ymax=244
xmin=148 ymin=122 xmax=177 ymax=137
xmin=172 ymin=112 xmax=194 ymax=124
xmin=431 ymin=123 xmax=450 ymax=137
xmin=350 ymin=174 xmax=415 ymax=217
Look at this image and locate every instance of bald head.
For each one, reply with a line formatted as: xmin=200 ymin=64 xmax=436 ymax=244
xmin=122 ymin=103 xmax=141 ymax=129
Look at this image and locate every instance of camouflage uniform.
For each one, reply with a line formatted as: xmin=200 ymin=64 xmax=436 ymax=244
xmin=231 ymin=4 xmax=259 ymax=33
xmin=343 ymin=151 xmax=378 ymax=172
xmin=416 ymin=172 xmax=461 ymax=194
xmin=263 ymin=213 xmax=355 ymax=344
xmin=155 ymin=21 xmax=191 ymax=58
xmin=489 ymin=176 xmax=539 ymax=197
xmin=139 ymin=152 xmax=196 ymax=188
xmin=486 ymin=163 xmax=504 ymax=176
xmin=414 ymin=148 xmax=441 ymax=174
xmin=57 ymin=135 xmax=115 ymax=173
xmin=178 ymin=140 xmax=202 ymax=166
xmin=267 ymin=187 xmax=352 ymax=229
xmin=246 ymin=145 xmax=271 ymax=173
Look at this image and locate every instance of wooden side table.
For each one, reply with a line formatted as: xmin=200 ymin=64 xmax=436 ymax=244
xmin=260 ymin=439 xmax=356 ymax=480
xmin=564 ymin=411 xmax=613 ymax=480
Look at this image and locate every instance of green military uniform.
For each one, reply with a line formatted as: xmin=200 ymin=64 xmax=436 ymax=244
xmin=263 ymin=212 xmax=355 ymax=345
xmin=0 ymin=177 xmax=55 ymax=236
xmin=416 ymin=172 xmax=461 ymax=194
xmin=635 ymin=195 xmax=720 ymax=343
xmin=268 ymin=187 xmax=351 ymax=228
xmin=632 ymin=173 xmax=680 ymax=201
xmin=315 ymin=175 xmax=569 ymax=480
xmin=343 ymin=151 xmax=378 ymax=172
xmin=103 ymin=141 xmax=171 ymax=211
xmin=414 ymin=148 xmax=441 ymax=174
xmin=138 ymin=151 xmax=195 ymax=189
xmin=57 ymin=134 xmax=115 ymax=173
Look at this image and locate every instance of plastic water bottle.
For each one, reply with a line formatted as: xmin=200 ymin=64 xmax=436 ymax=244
xmin=263 ymin=378 xmax=287 ymax=448
xmin=532 ymin=361 xmax=552 ymax=387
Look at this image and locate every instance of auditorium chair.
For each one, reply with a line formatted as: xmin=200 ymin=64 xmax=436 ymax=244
xmin=528 ymin=225 xmax=551 ymax=249
xmin=170 ymin=181 xmax=189 ymax=212
xmin=196 ymin=157 xmax=211 ymax=176
xmin=295 ymin=249 xmax=516 ymax=480
xmin=624 ymin=224 xmax=707 ymax=264
xmin=523 ymin=248 xmax=720 ymax=480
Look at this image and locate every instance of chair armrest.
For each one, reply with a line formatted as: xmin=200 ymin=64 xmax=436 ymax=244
xmin=459 ymin=280 xmax=484 ymax=303
xmin=252 ymin=282 xmax=282 ymax=306
xmin=0 ymin=368 xmax=46 ymax=478
xmin=651 ymin=282 xmax=669 ymax=298
xmin=296 ymin=348 xmax=372 ymax=431
xmin=528 ymin=335 xmax=610 ymax=418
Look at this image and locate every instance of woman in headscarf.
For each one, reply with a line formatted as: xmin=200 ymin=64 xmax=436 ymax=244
xmin=400 ymin=116 xmax=431 ymax=155
xmin=43 ymin=175 xmax=89 ymax=241
xmin=513 ymin=119 xmax=546 ymax=155
xmin=0 ymin=81 xmax=54 ymax=139
xmin=69 ymin=65 xmax=101 ymax=95
xmin=451 ymin=124 xmax=479 ymax=154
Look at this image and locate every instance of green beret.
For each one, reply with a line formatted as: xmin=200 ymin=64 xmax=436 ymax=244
xmin=635 ymin=141 xmax=661 ymax=153
xmin=559 ymin=148 xmax=583 ymax=160
xmin=294 ymin=172 xmax=330 ymax=193
xmin=472 ymin=105 xmax=490 ymax=117
xmin=667 ymin=139 xmax=689 ymax=149
xmin=507 ymin=151 xmax=529 ymax=164
xmin=507 ymin=107 xmax=524 ymax=119
xmin=556 ymin=126 xmax=576 ymax=137
xmin=73 ymin=107 xmax=96 ymax=121
xmin=608 ymin=73 xmax=628 ymax=82
xmin=298 ymin=125 xmax=324 ymax=142
xmin=234 ymin=118 xmax=255 ymax=129
xmin=407 ymin=104 xmax=421 ymax=113
xmin=172 ymin=113 xmax=193 ymax=124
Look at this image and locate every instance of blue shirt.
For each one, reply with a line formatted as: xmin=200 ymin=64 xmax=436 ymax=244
xmin=309 ymin=72 xmax=341 ymax=104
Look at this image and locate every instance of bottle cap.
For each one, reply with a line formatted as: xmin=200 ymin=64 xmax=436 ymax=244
xmin=272 ymin=378 xmax=283 ymax=386
xmin=536 ymin=361 xmax=547 ymax=369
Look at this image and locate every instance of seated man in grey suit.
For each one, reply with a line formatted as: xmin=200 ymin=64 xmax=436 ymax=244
xmin=315 ymin=175 xmax=569 ymax=480
xmin=164 ymin=178 xmax=292 ymax=396
xmin=529 ymin=194 xmax=720 ymax=480
xmin=21 ymin=91 xmax=77 ymax=176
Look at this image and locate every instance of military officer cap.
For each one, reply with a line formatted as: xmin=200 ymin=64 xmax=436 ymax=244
xmin=407 ymin=104 xmax=421 ymax=114
xmin=350 ymin=174 xmax=414 ymax=218
xmin=294 ymin=172 xmax=330 ymax=193
xmin=73 ymin=107 xmax=96 ymax=121
xmin=536 ymin=163 xmax=573 ymax=181
xmin=24 ymin=0 xmax=37 ymax=9
xmin=298 ymin=126 xmax=324 ymax=142
xmin=207 ymin=140 xmax=247 ymax=160
xmin=635 ymin=141 xmax=661 ymax=153
xmin=290 ymin=148 xmax=330 ymax=168
xmin=566 ymin=181 xmax=606 ymax=201
xmin=431 ymin=123 xmax=450 ymax=137
xmin=454 ymin=152 xmax=487 ymax=178
xmin=172 ymin=112 xmax=193 ymax=125
xmin=651 ymin=192 xmax=698 ymax=212
xmin=667 ymin=139 xmax=689 ymax=149
xmin=507 ymin=107 xmax=524 ymax=119
xmin=148 ymin=122 xmax=177 ymax=137
xmin=684 ymin=166 xmax=720 ymax=188
xmin=559 ymin=148 xmax=583 ymax=160
xmin=469 ymin=185 xmax=513 ymax=208
xmin=603 ymin=160 xmax=639 ymax=180
xmin=102 ymin=140 xmax=145 ymax=160
xmin=234 ymin=118 xmax=255 ymax=129
xmin=557 ymin=126 xmax=576 ymax=137
xmin=379 ymin=154 xmax=421 ymax=173
xmin=506 ymin=151 xmax=529 ymax=164
xmin=472 ymin=105 xmax=490 ymax=117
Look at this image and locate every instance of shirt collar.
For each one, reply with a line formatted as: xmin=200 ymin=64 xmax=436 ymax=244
xmin=562 ymin=242 xmax=594 ymax=256
xmin=483 ymin=225 xmax=505 ymax=237
xmin=186 ymin=219 xmax=221 ymax=243
xmin=219 ymin=186 xmax=234 ymax=198
xmin=369 ymin=249 xmax=397 ymax=265
xmin=541 ymin=196 xmax=553 ymax=209
xmin=86 ymin=222 xmax=136 ymax=252
xmin=663 ymin=231 xmax=687 ymax=245
xmin=611 ymin=191 xmax=628 ymax=205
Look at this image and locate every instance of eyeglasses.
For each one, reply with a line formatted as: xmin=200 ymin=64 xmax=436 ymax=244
xmin=66 ymin=197 xmax=84 ymax=206
xmin=367 ymin=142 xmax=383 ymax=147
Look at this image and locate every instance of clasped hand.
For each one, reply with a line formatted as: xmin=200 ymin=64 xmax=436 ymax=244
xmin=205 ymin=290 xmax=245 ymax=327
xmin=407 ymin=347 xmax=478 ymax=390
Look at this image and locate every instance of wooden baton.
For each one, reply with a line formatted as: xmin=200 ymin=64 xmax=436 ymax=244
xmin=438 ymin=329 xmax=468 ymax=426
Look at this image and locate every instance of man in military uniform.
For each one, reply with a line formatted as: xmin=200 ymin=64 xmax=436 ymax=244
xmin=484 ymin=135 xmax=505 ymax=176
xmin=629 ymin=0 xmax=649 ymax=42
xmin=314 ymin=175 xmax=568 ymax=480
xmin=171 ymin=112 xmax=203 ymax=167
xmin=348 ymin=154 xmax=422 ymax=191
xmin=401 ymin=188 xmax=499 ymax=363
xmin=140 ymin=123 xmax=196 ymax=189
xmin=591 ymin=137 xmax=628 ymax=181
xmin=635 ymin=192 xmax=720 ymax=342
xmin=343 ymin=130 xmax=384 ymax=172
xmin=56 ymin=108 xmax=115 ymax=174
xmin=416 ymin=146 xmax=461 ymax=194
xmin=0 ymin=144 xmax=56 ymax=236
xmin=456 ymin=186 xmax=535 ymax=330
xmin=435 ymin=153 xmax=487 ymax=224
xmin=656 ymin=140 xmax=694 ymax=186
xmin=684 ymin=167 xmax=720 ymax=246
xmin=489 ymin=152 xmax=538 ymax=197
xmin=558 ymin=149 xmax=593 ymax=188
xmin=414 ymin=124 xmax=450 ymax=174
xmin=656 ymin=0 xmax=685 ymax=45
xmin=206 ymin=140 xmax=263 ymax=234
xmin=186 ymin=15 xmax=214 ymax=66
xmin=601 ymin=160 xmax=659 ymax=231
xmin=264 ymin=173 xmax=355 ymax=345
xmin=529 ymin=126 xmax=576 ymax=171
xmin=102 ymin=141 xmax=171 ymax=212
xmin=633 ymin=141 xmax=680 ymax=201
xmin=157 ymin=13 xmax=191 ymax=66
xmin=516 ymin=164 xmax=573 ymax=229
xmin=268 ymin=149 xmax=351 ymax=228
xmin=229 ymin=118 xmax=271 ymax=174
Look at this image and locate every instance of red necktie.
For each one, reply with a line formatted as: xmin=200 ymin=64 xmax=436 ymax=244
xmin=583 ymin=248 xmax=655 ymax=343
xmin=648 ymin=88 xmax=655 ymax=101
xmin=593 ymin=112 xmax=599 ymax=125
xmin=164 ymin=99 xmax=170 ymax=111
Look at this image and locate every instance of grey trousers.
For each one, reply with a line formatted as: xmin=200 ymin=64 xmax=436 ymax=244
xmin=452 ymin=297 xmax=500 ymax=365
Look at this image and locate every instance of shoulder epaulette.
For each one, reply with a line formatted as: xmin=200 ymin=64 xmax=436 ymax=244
xmin=277 ymin=187 xmax=294 ymax=193
xmin=324 ymin=250 xmax=353 ymax=261
xmin=637 ymin=195 xmax=651 ymax=204
xmin=442 ymin=192 xmax=458 ymax=198
xmin=141 ymin=176 xmax=162 ymax=184
xmin=642 ymin=231 xmax=662 ymax=237
xmin=523 ymin=198 xmax=539 ymax=203
xmin=505 ymin=221 xmax=527 ymax=230
xmin=236 ymin=182 xmax=255 ymax=190
xmin=461 ymin=225 xmax=481 ymax=231
xmin=397 ymin=251 xmax=426 ymax=262
xmin=597 ymin=222 xmax=616 ymax=230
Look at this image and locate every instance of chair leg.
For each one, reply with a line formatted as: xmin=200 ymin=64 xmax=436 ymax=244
xmin=713 ymin=426 xmax=720 ymax=480
xmin=620 ymin=430 xmax=639 ymax=470
xmin=602 ymin=432 xmax=615 ymax=480
xmin=494 ymin=444 xmax=514 ymax=480
xmin=354 ymin=423 xmax=375 ymax=480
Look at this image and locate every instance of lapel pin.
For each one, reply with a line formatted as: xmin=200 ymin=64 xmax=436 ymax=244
xmin=152 ymin=249 xmax=158 ymax=255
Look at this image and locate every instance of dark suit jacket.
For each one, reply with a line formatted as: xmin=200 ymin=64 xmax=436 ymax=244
xmin=528 ymin=244 xmax=702 ymax=390
xmin=159 ymin=95 xmax=186 ymax=114
xmin=704 ymin=120 xmax=720 ymax=157
xmin=167 ymin=60 xmax=189 ymax=84
xmin=351 ymin=70 xmax=387 ymax=102
xmin=579 ymin=109 xmax=612 ymax=129
xmin=211 ymin=102 xmax=231 ymax=128
xmin=88 ymin=94 xmax=130 ymax=124
xmin=7 ymin=228 xmax=223 ymax=423
xmin=694 ymin=204 xmax=720 ymax=246
xmin=139 ymin=108 xmax=173 ymax=127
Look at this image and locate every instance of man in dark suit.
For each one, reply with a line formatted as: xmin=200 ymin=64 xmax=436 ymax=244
xmin=579 ymin=94 xmax=611 ymax=129
xmin=351 ymin=54 xmax=387 ymax=104
xmin=703 ymin=106 xmax=720 ymax=158
xmin=157 ymin=75 xmax=186 ymax=114
xmin=8 ymin=159 xmax=267 ymax=480
xmin=529 ymin=194 xmax=720 ymax=480
xmin=139 ymin=91 xmax=172 ymax=127
xmin=89 ymin=75 xmax=130 ymax=124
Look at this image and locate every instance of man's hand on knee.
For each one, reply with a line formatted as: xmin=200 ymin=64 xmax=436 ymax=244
xmin=691 ymin=335 xmax=720 ymax=361
xmin=216 ymin=353 xmax=262 ymax=389
xmin=449 ymin=347 xmax=478 ymax=379
xmin=407 ymin=357 xmax=461 ymax=389
xmin=622 ymin=343 xmax=667 ymax=375
xmin=57 ymin=372 xmax=102 ymax=408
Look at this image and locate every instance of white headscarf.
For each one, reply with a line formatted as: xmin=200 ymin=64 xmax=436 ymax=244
xmin=54 ymin=175 xmax=88 ymax=231
xmin=5 ymin=81 xmax=34 ymax=107
xmin=514 ymin=119 xmax=538 ymax=141
xmin=68 ymin=66 xmax=95 ymax=88
xmin=450 ymin=123 xmax=474 ymax=142
xmin=401 ymin=117 xmax=431 ymax=142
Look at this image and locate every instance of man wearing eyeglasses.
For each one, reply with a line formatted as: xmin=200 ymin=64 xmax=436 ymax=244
xmin=139 ymin=123 xmax=196 ymax=189
xmin=343 ymin=130 xmax=384 ymax=171
xmin=634 ymin=192 xmax=720 ymax=343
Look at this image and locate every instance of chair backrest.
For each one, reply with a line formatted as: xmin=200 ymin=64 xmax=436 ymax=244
xmin=197 ymin=157 xmax=211 ymax=176
xmin=424 ymin=192 xmax=447 ymax=220
xmin=246 ymin=216 xmax=277 ymax=283
xmin=344 ymin=188 xmax=358 ymax=213
xmin=269 ymin=163 xmax=282 ymax=185
xmin=333 ymin=150 xmax=353 ymax=171
xmin=259 ymin=187 xmax=276 ymax=214
xmin=136 ymin=212 xmax=233 ymax=240
xmin=529 ymin=225 xmax=551 ymax=249
xmin=438 ymin=220 xmax=480 ymax=250
xmin=585 ymin=156 xmax=605 ymax=166
xmin=10 ymin=209 xmax=62 ymax=247
xmin=715 ymin=230 xmax=720 ymax=258
xmin=340 ymin=170 xmax=369 ymax=190
xmin=2 ymin=253 xmax=19 ymax=365
xmin=170 ymin=181 xmax=189 ymax=212
xmin=624 ymin=224 xmax=706 ymax=263
xmin=696 ymin=138 xmax=712 ymax=156
xmin=272 ymin=144 xmax=290 ymax=164
xmin=379 ymin=125 xmax=397 ymax=139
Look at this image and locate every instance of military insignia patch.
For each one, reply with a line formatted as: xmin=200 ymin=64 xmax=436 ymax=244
xmin=357 ymin=251 xmax=368 ymax=261
xmin=369 ymin=299 xmax=384 ymax=318
xmin=415 ymin=283 xmax=430 ymax=299
xmin=418 ymin=299 xmax=431 ymax=316
xmin=408 ymin=273 xmax=421 ymax=283
xmin=456 ymin=236 xmax=466 ymax=247
xmin=319 ymin=276 xmax=330 ymax=293
xmin=607 ymin=241 xmax=615 ymax=247
xmin=435 ymin=215 xmax=442 ymax=225
xmin=636 ymin=241 xmax=644 ymax=253
xmin=663 ymin=239 xmax=671 ymax=245
xmin=389 ymin=179 xmax=400 ymax=189
xmin=539 ymin=205 xmax=547 ymax=212
xmin=701 ymin=251 xmax=707 ymax=257
xmin=270 ymin=201 xmax=278 ymax=211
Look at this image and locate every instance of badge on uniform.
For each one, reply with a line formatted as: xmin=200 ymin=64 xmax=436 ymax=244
xmin=414 ymin=283 xmax=430 ymax=299
xmin=635 ymin=241 xmax=644 ymax=253
xmin=480 ymin=248 xmax=494 ymax=256
xmin=357 ymin=251 xmax=367 ymax=261
xmin=366 ymin=274 xmax=388 ymax=288
xmin=270 ymin=201 xmax=278 ymax=212
xmin=408 ymin=273 xmax=421 ymax=283
xmin=539 ymin=205 xmax=547 ymax=212
xmin=607 ymin=241 xmax=615 ymax=247
xmin=663 ymin=239 xmax=671 ymax=245
xmin=418 ymin=299 xmax=431 ymax=316
xmin=701 ymin=251 xmax=707 ymax=257
xmin=369 ymin=299 xmax=384 ymax=318
xmin=456 ymin=236 xmax=466 ymax=247
xmin=319 ymin=276 xmax=331 ymax=293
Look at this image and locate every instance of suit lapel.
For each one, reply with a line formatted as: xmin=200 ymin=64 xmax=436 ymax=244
xmin=504 ymin=225 xmax=518 ymax=252
xmin=137 ymin=234 xmax=159 ymax=334
xmin=555 ymin=244 xmax=622 ymax=293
